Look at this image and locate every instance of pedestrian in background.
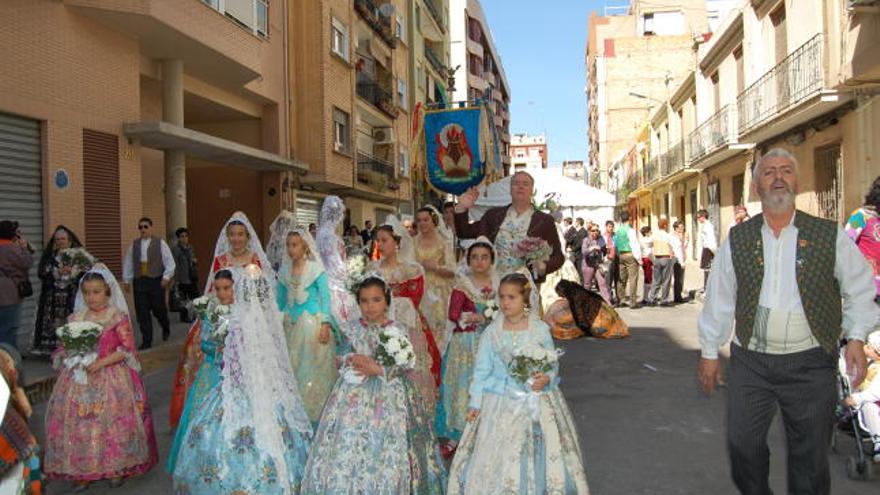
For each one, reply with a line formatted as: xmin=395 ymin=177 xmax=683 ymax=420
xmin=639 ymin=225 xmax=653 ymax=305
xmin=697 ymin=209 xmax=717 ymax=295
xmin=845 ymin=176 xmax=880 ymax=301
xmin=604 ymin=220 xmax=618 ymax=304
xmin=613 ymin=211 xmax=641 ymax=308
xmin=170 ymin=227 xmax=198 ymax=323
xmin=0 ymin=220 xmax=33 ymax=350
xmin=671 ymin=220 xmax=689 ymax=304
xmin=122 ymin=217 xmax=175 ymax=350
xmin=581 ymin=224 xmax=610 ymax=302
xmin=698 ymin=148 xmax=878 ymax=495
xmin=649 ymin=218 xmax=674 ymax=306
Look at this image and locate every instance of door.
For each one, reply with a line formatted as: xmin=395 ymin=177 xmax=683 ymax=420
xmin=0 ymin=112 xmax=43 ymax=348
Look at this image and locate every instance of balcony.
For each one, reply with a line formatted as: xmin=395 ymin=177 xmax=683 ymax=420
xmin=659 ymin=141 xmax=685 ymax=178
xmin=357 ymin=152 xmax=397 ymax=191
xmin=357 ymin=74 xmax=399 ymax=119
xmin=736 ymin=34 xmax=849 ymax=142
xmin=686 ymin=104 xmax=741 ymax=168
xmin=354 ymin=0 xmax=397 ymax=48
xmin=423 ymin=0 xmax=446 ymax=34
xmin=424 ymin=45 xmax=447 ymax=76
xmin=643 ymin=156 xmax=660 ymax=185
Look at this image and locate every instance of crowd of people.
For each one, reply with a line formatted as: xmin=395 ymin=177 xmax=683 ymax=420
xmin=0 ymin=160 xmax=878 ymax=493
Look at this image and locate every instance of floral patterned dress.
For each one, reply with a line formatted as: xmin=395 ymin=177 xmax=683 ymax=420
xmin=171 ymin=315 xmax=311 ymax=494
xmin=374 ymin=261 xmax=442 ymax=415
xmin=301 ymin=319 xmax=446 ymax=495
xmin=44 ymin=308 xmax=158 ymax=481
xmin=493 ymin=208 xmax=534 ymax=276
xmin=435 ymin=276 xmax=495 ymax=443
xmin=415 ymin=237 xmax=456 ymax=353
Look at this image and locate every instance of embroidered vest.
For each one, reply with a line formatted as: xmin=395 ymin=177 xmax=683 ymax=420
xmin=131 ymin=237 xmax=164 ymax=279
xmin=729 ymin=211 xmax=842 ymax=353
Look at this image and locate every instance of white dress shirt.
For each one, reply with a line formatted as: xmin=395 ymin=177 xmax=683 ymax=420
xmin=122 ymin=237 xmax=177 ymax=283
xmin=698 ymin=213 xmax=879 ymax=359
xmin=700 ymin=220 xmax=718 ymax=253
xmin=671 ymin=232 xmax=687 ymax=262
xmin=620 ymin=225 xmax=642 ymax=260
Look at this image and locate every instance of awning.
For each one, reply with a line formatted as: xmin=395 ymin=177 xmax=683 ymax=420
xmin=123 ymin=121 xmax=307 ymax=172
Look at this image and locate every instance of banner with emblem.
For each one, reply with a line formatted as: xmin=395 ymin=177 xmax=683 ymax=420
xmin=420 ymin=104 xmax=499 ymax=195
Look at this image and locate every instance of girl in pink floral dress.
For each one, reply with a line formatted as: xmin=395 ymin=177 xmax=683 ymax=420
xmin=44 ymin=265 xmax=157 ymax=491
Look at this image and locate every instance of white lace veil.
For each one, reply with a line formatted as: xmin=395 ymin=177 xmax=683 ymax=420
xmin=381 ymin=214 xmax=417 ymax=265
xmin=419 ymin=204 xmax=453 ymax=243
xmin=221 ymin=263 xmax=311 ymax=493
xmin=316 ymin=197 xmax=361 ymax=327
xmin=278 ymin=227 xmax=325 ymax=277
xmin=203 ymin=211 xmax=273 ymax=293
xmin=266 ymin=210 xmax=299 ymax=272
xmin=74 ymin=263 xmax=130 ymax=315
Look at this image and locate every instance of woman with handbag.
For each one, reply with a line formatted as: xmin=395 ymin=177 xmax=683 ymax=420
xmin=0 ymin=220 xmax=34 ymax=351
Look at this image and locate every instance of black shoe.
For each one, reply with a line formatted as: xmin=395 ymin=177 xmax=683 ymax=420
xmin=138 ymin=343 xmax=151 ymax=351
xmin=673 ymin=298 xmax=686 ymax=304
xmin=163 ymin=329 xmax=170 ymax=341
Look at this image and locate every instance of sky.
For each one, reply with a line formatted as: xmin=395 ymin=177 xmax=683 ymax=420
xmin=481 ymin=0 xmax=607 ymax=167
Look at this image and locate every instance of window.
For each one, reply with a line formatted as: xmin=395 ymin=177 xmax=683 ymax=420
xmin=395 ymin=14 xmax=406 ymax=42
xmin=643 ymin=13 xmax=655 ymax=35
xmin=415 ymin=6 xmax=422 ymax=34
xmin=397 ymin=78 xmax=407 ymax=110
xmin=255 ymin=0 xmax=268 ymax=37
xmin=734 ymin=46 xmax=744 ymax=96
xmin=644 ymin=11 xmax=684 ymax=36
xmin=732 ymin=173 xmax=744 ymax=207
xmin=815 ymin=145 xmax=842 ymax=221
xmin=399 ymin=149 xmax=410 ymax=177
xmin=332 ymin=108 xmax=351 ymax=154
xmin=331 ymin=17 xmax=349 ymax=61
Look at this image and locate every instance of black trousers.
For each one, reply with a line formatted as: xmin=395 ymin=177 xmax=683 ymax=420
xmin=673 ymin=261 xmax=685 ymax=301
xmin=727 ymin=345 xmax=837 ymax=495
xmin=133 ymin=276 xmax=170 ymax=346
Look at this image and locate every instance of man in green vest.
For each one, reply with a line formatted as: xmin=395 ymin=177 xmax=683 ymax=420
xmin=613 ymin=211 xmax=642 ymax=308
xmin=697 ymin=148 xmax=878 ymax=494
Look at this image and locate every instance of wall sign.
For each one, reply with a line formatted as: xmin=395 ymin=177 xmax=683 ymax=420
xmin=54 ymin=169 xmax=69 ymax=190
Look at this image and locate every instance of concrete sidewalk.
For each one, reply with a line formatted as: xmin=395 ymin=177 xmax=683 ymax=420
xmin=22 ymin=319 xmax=192 ymax=404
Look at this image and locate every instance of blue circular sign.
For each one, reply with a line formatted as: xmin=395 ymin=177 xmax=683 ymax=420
xmin=54 ymin=169 xmax=69 ymax=189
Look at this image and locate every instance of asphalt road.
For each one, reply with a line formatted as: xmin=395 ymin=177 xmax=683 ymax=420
xmin=33 ymin=301 xmax=879 ymax=494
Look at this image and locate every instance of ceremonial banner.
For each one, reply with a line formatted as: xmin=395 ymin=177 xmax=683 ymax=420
xmin=423 ymin=105 xmax=496 ymax=195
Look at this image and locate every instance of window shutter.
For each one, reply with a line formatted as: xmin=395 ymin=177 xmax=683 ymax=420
xmin=83 ymin=129 xmax=122 ymax=277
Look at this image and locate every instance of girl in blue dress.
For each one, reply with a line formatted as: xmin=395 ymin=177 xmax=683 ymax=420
xmin=170 ymin=265 xmax=312 ymax=495
xmin=448 ymin=273 xmax=590 ymax=494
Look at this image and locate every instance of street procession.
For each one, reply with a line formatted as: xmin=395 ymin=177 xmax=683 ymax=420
xmin=1 ymin=0 xmax=880 ymax=494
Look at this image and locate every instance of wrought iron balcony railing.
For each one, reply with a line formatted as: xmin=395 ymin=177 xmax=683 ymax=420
xmin=661 ymin=141 xmax=685 ymax=177
xmin=424 ymin=45 xmax=446 ymax=75
xmin=356 ymin=74 xmax=399 ymax=118
xmin=357 ymin=152 xmax=397 ymax=190
xmin=644 ymin=156 xmax=660 ymax=185
xmin=736 ymin=34 xmax=823 ymax=135
xmin=354 ymin=0 xmax=397 ymax=48
xmin=686 ymin=104 xmax=737 ymax=164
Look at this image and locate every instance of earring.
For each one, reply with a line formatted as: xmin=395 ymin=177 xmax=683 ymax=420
xmin=523 ymin=306 xmax=531 ymax=316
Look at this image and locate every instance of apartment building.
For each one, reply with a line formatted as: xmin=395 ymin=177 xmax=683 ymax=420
xmin=290 ymin=0 xmax=414 ymax=229
xmin=616 ymin=0 xmax=880 ymax=259
xmin=0 ymin=0 xmax=298 ymax=344
xmin=563 ymin=160 xmax=587 ymax=182
xmin=586 ymin=0 xmax=710 ymax=191
xmin=449 ymin=0 xmax=511 ymax=175
xmin=509 ymin=133 xmax=548 ymax=171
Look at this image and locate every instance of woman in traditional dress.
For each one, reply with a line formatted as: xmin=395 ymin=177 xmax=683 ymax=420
xmin=266 ymin=210 xmax=298 ymax=273
xmin=171 ymin=265 xmax=312 ymax=494
xmin=846 ymin=176 xmax=880 ymax=300
xmin=301 ymin=276 xmax=446 ymax=494
xmin=414 ymin=206 xmax=456 ymax=354
xmin=169 ymin=212 xmax=270 ymax=429
xmin=276 ymin=228 xmax=337 ymax=427
xmin=448 ymin=274 xmax=589 ymax=494
xmin=435 ymin=237 xmax=498 ymax=456
xmin=550 ymin=280 xmax=629 ymax=340
xmin=44 ymin=265 xmax=158 ymax=491
xmin=372 ymin=218 xmax=441 ymax=414
xmin=32 ymin=226 xmax=92 ymax=356
xmin=0 ymin=345 xmax=42 ymax=494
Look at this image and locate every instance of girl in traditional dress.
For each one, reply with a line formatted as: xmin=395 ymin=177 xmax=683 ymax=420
xmin=0 ymin=346 xmax=42 ymax=494
xmin=169 ymin=212 xmax=269 ymax=429
xmin=171 ymin=264 xmax=312 ymax=494
xmin=44 ymin=265 xmax=158 ymax=491
xmin=373 ymin=218 xmax=441 ymax=414
xmin=435 ymin=237 xmax=498 ymax=456
xmin=301 ymin=277 xmax=446 ymax=495
xmin=32 ymin=226 xmax=92 ymax=356
xmin=448 ymin=273 xmax=590 ymax=495
xmin=414 ymin=206 xmax=456 ymax=353
xmin=276 ymin=228 xmax=337 ymax=427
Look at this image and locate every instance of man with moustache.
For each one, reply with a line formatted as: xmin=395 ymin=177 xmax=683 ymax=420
xmin=697 ymin=148 xmax=878 ymax=494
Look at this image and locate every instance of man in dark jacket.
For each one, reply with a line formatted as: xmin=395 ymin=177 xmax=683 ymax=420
xmin=453 ymin=171 xmax=564 ymax=284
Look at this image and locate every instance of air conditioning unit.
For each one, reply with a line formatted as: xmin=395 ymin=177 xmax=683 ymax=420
xmin=373 ymin=127 xmax=395 ymax=145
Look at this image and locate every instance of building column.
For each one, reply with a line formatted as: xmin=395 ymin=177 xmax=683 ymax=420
xmin=162 ymin=59 xmax=186 ymax=236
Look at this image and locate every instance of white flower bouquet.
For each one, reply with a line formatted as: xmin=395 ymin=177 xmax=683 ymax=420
xmin=57 ymin=247 xmax=95 ymax=278
xmin=482 ymin=300 xmax=499 ymax=322
xmin=55 ymin=321 xmax=103 ymax=384
xmin=192 ymin=296 xmax=232 ymax=338
xmin=507 ymin=344 xmax=560 ymax=384
xmin=375 ymin=327 xmax=416 ymax=369
xmin=514 ymin=237 xmax=552 ymax=278
xmin=343 ymin=254 xmax=369 ymax=293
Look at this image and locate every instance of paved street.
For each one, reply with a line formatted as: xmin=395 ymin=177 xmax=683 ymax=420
xmin=32 ymin=302 xmax=879 ymax=494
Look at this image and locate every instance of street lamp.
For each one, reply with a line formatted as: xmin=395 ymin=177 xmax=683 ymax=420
xmin=628 ymin=92 xmax=664 ymax=104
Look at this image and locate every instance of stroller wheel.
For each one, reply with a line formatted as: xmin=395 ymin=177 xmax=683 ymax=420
xmin=846 ymin=456 xmax=873 ymax=481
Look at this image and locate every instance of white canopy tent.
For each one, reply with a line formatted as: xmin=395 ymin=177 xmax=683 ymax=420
xmin=469 ymin=169 xmax=616 ymax=225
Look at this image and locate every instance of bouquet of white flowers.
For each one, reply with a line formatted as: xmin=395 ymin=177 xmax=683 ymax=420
xmin=192 ymin=296 xmax=232 ymax=338
xmin=344 ymin=255 xmax=369 ymax=293
xmin=375 ymin=327 xmax=416 ymax=369
xmin=483 ymin=300 xmax=499 ymax=322
xmin=507 ymin=344 xmax=561 ymax=384
xmin=57 ymin=247 xmax=95 ymax=279
xmin=55 ymin=321 xmax=103 ymax=384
